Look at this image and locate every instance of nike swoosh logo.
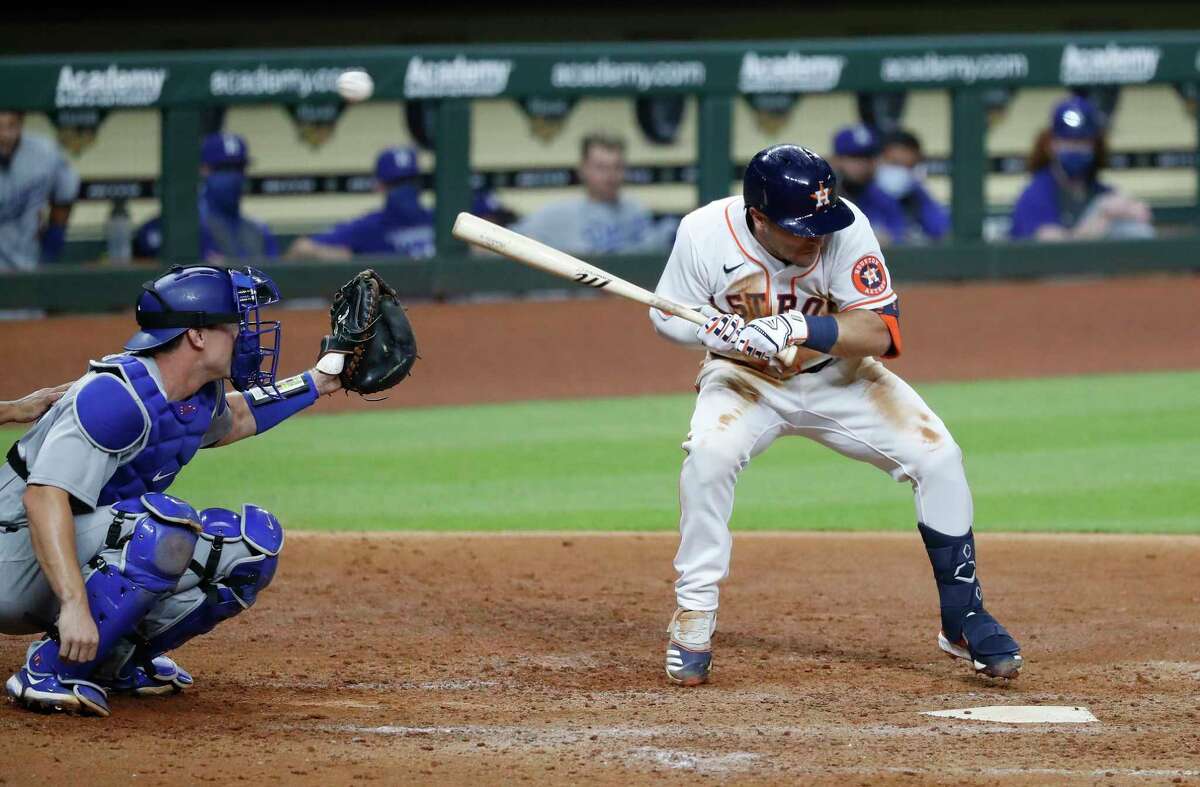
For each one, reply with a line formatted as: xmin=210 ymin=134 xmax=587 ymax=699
xmin=723 ymin=263 xmax=745 ymax=274
xmin=153 ymin=469 xmax=176 ymax=483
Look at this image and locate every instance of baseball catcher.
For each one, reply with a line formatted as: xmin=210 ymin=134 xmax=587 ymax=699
xmin=1 ymin=265 xmax=414 ymax=717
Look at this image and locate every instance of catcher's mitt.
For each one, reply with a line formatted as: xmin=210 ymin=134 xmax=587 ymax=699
xmin=317 ymin=269 xmax=417 ymax=395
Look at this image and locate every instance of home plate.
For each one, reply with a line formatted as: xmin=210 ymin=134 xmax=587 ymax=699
xmin=923 ymin=706 xmax=1098 ymax=723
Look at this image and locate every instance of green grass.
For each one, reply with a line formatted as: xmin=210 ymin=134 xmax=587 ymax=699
xmin=3 ymin=371 xmax=1197 ymax=534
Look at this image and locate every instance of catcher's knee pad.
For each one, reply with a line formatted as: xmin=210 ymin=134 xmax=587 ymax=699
xmin=120 ymin=504 xmax=284 ymax=665
xmin=13 ymin=494 xmax=200 ymax=713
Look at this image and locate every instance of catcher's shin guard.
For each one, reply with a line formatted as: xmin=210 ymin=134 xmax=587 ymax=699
xmin=919 ymin=524 xmax=1022 ymax=679
xmin=96 ymin=504 xmax=284 ymax=693
xmin=6 ymin=495 xmax=201 ymax=717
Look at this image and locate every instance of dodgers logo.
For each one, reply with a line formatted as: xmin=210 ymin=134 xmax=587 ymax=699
xmin=851 ymin=255 xmax=888 ymax=297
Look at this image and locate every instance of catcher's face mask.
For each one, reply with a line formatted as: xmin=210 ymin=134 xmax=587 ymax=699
xmin=228 ymin=267 xmax=282 ymax=394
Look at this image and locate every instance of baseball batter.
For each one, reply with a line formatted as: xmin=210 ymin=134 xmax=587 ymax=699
xmin=650 ymin=145 xmax=1022 ymax=685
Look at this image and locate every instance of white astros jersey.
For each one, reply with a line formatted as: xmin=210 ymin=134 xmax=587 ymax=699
xmin=654 ymin=195 xmax=897 ymax=374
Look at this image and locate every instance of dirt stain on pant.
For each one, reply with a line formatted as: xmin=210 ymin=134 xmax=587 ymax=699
xmin=717 ymin=409 xmax=743 ymax=430
xmin=719 ymin=376 xmax=763 ymax=405
xmin=861 ymin=359 xmax=943 ymax=448
xmin=710 ymin=374 xmax=763 ymax=430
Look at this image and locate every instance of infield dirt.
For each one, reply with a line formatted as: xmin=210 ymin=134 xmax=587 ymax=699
xmin=3 ymin=532 xmax=1199 ymax=785
xmin=1 ymin=274 xmax=1198 ymax=784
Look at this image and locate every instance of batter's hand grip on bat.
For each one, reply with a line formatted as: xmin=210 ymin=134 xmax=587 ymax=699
xmin=451 ymin=212 xmax=798 ymax=367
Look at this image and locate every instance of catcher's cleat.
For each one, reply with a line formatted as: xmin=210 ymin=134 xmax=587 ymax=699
xmin=6 ymin=667 xmax=110 ymax=717
xmin=938 ymin=610 xmax=1023 ymax=679
xmin=665 ymin=608 xmax=715 ymax=686
xmin=100 ymin=655 xmax=193 ymax=696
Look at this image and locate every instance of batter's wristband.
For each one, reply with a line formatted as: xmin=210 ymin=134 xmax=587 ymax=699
xmin=800 ymin=315 xmax=839 ymax=354
xmin=242 ymin=372 xmax=319 ymax=434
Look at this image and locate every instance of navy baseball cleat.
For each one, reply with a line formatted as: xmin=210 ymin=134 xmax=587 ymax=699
xmin=665 ymin=608 xmax=715 ymax=686
xmin=937 ymin=610 xmax=1023 ymax=679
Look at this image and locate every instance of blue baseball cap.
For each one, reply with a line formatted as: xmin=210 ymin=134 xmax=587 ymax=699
xmin=375 ymin=147 xmax=419 ymax=184
xmin=1051 ymin=96 xmax=1102 ymax=140
xmin=832 ymin=124 xmax=880 ymax=157
xmin=201 ymin=133 xmax=249 ymax=168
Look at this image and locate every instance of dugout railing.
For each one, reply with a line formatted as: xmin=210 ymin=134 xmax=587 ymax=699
xmin=1 ymin=32 xmax=1198 ymax=311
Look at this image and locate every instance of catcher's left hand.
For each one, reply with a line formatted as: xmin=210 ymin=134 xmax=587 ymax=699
xmin=316 ymin=269 xmax=418 ymax=395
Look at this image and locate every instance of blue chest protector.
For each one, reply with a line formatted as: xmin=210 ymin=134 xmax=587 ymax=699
xmin=90 ymin=355 xmax=223 ymax=507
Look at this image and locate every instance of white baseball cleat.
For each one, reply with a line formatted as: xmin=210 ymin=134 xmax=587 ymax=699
xmin=665 ymin=608 xmax=716 ymax=686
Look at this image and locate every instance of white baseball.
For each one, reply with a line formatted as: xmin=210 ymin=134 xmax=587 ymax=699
xmin=336 ymin=70 xmax=374 ymax=103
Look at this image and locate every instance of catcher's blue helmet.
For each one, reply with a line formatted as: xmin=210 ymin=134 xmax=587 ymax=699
xmin=743 ymin=144 xmax=855 ymax=237
xmin=126 ymin=265 xmax=282 ymax=392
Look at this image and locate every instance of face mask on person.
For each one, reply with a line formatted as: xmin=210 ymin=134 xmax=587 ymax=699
xmin=875 ymin=163 xmax=917 ymax=199
xmin=203 ymin=171 xmax=245 ymax=218
xmin=383 ymin=184 xmax=421 ymax=219
xmin=1055 ymin=150 xmax=1094 ymax=180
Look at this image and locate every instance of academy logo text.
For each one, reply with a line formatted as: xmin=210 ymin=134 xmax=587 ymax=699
xmin=404 ymin=56 xmax=513 ymax=98
xmin=1060 ymin=43 xmax=1161 ymax=84
xmin=551 ymin=59 xmax=706 ymax=91
xmin=880 ymin=52 xmax=1029 ymax=84
xmin=738 ymin=52 xmax=846 ymax=93
xmin=210 ymin=67 xmax=347 ymax=98
xmin=55 ymin=65 xmax=168 ymax=108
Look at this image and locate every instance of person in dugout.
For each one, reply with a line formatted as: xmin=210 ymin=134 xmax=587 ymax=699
xmin=874 ymin=130 xmax=950 ymax=244
xmin=286 ymin=146 xmax=435 ymax=261
xmin=133 ymin=133 xmax=279 ymax=263
xmin=1010 ymin=96 xmax=1154 ymax=241
xmin=828 ymin=124 xmax=908 ymax=246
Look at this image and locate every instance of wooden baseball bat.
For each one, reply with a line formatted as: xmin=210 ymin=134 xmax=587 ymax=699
xmin=451 ymin=212 xmax=798 ymax=366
